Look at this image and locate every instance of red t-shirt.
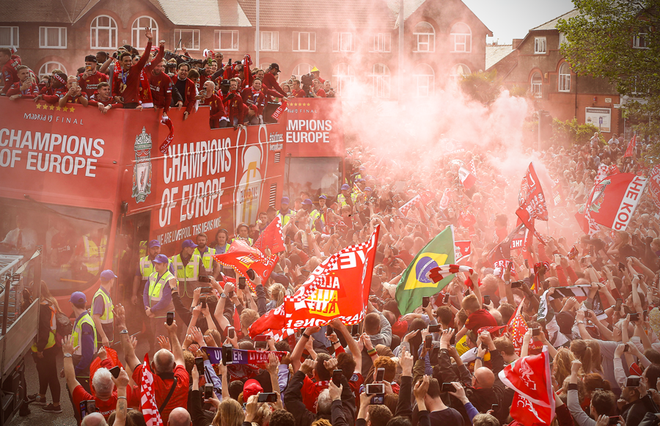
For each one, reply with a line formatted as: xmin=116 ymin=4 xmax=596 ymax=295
xmin=302 ymin=376 xmax=329 ymax=412
xmin=132 ymin=363 xmax=189 ymax=424
xmin=78 ymin=72 xmax=108 ymax=98
xmin=464 ymin=309 xmax=498 ymax=333
xmin=72 ymin=385 xmax=137 ymax=424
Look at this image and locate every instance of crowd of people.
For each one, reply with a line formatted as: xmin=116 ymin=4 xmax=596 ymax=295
xmin=0 ymin=28 xmax=335 ymax=129
xmin=5 ymin=20 xmax=660 ymax=426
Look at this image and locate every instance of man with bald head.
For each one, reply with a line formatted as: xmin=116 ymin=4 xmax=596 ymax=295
xmin=168 ymin=407 xmax=192 ymax=426
xmin=81 ymin=412 xmax=107 ymax=426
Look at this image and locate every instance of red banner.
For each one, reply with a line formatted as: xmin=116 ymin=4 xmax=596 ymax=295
xmin=585 ymin=173 xmax=648 ymax=231
xmin=516 ymin=163 xmax=548 ymax=227
xmin=253 ymin=216 xmax=285 ymax=254
xmin=624 ymin=134 xmax=636 ymax=158
xmin=455 ymin=241 xmax=471 ymax=260
xmin=250 ymin=225 xmax=380 ymax=340
xmin=649 ymin=164 xmax=660 ymax=210
xmin=284 ymin=98 xmax=343 ymax=157
xmin=214 ymin=240 xmax=278 ymax=286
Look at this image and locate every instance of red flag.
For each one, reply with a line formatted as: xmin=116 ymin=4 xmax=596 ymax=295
xmin=271 ymin=100 xmax=287 ymax=120
xmin=253 ymin=216 xmax=285 ymax=254
xmin=624 ymin=134 xmax=636 ymax=158
xmin=214 ymin=240 xmax=278 ymax=288
xmin=649 ymin=164 xmax=660 ymax=210
xmin=516 ymin=163 xmax=548 ymax=231
xmin=160 ymin=113 xmax=174 ymax=154
xmin=140 ymin=353 xmax=164 ymax=426
xmin=250 ymin=226 xmax=380 ymax=340
xmin=454 ymin=241 xmax=471 ymax=261
xmin=398 ymin=195 xmax=421 ymax=217
xmin=507 ymin=298 xmax=528 ymax=355
xmin=458 ymin=166 xmax=476 ymax=190
xmin=583 ymin=173 xmax=648 ymax=231
xmin=498 ymin=349 xmax=555 ymax=426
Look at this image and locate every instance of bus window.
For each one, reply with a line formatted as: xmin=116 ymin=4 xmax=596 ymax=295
xmin=0 ymin=198 xmax=112 ymax=296
xmin=286 ymin=157 xmax=341 ymax=197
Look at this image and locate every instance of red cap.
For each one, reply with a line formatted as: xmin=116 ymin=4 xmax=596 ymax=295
xmin=243 ymin=379 xmax=263 ymax=401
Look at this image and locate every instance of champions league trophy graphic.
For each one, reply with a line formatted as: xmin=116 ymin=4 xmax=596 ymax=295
xmin=235 ymin=145 xmax=263 ymax=229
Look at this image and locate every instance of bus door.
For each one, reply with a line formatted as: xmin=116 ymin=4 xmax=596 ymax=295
xmin=117 ymin=212 xmax=151 ymax=303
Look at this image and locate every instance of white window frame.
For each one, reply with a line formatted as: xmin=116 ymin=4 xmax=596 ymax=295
xmin=0 ymin=26 xmax=19 ymax=49
xmin=38 ymin=61 xmax=67 ymax=78
xmin=413 ymin=22 xmax=435 ymax=53
xmin=332 ymin=63 xmax=355 ymax=95
xmin=333 ymin=32 xmax=354 ymax=52
xmin=534 ymin=37 xmax=547 ymax=54
xmin=414 ymin=63 xmax=435 ymax=97
xmin=259 ymin=31 xmax=279 ymax=51
xmin=292 ymin=31 xmax=316 ymax=52
xmin=292 ymin=63 xmax=314 ymax=78
xmin=369 ymin=33 xmax=391 ymax=53
xmin=531 ymin=72 xmax=543 ymax=97
xmin=369 ymin=63 xmax=390 ymax=99
xmin=132 ymin=16 xmax=158 ymax=50
xmin=450 ymin=23 xmax=471 ymax=53
xmin=174 ymin=29 xmax=200 ymax=51
xmin=215 ymin=30 xmax=239 ymax=51
xmin=450 ymin=63 xmax=471 ymax=80
xmin=633 ymin=30 xmax=649 ymax=49
xmin=558 ymin=63 xmax=571 ymax=92
xmin=90 ymin=15 xmax=117 ymax=50
xmin=39 ymin=27 xmax=67 ymax=49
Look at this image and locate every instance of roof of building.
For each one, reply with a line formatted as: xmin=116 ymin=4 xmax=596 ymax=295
xmin=531 ymin=8 xmax=578 ymax=31
xmin=485 ymin=44 xmax=514 ymax=69
xmin=0 ymin=0 xmax=101 ymax=23
xmin=238 ymin=0 xmax=396 ymax=29
xmin=156 ymin=0 xmax=251 ymax=26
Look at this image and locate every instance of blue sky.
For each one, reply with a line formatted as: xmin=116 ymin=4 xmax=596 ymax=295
xmin=462 ymin=0 xmax=576 ymax=44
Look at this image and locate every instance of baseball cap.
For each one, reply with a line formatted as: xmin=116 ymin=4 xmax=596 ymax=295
xmin=243 ymin=379 xmax=263 ymax=401
xmin=319 ymin=194 xmax=327 ymax=200
xmin=341 ymin=184 xmax=350 ymax=190
xmin=302 ymin=198 xmax=313 ymax=206
xmin=182 ymin=239 xmax=198 ymax=249
xmin=270 ymin=63 xmax=280 ymax=72
xmin=356 ymin=178 xmax=365 ymax=183
xmin=281 ymin=196 xmax=290 ymax=204
xmin=153 ymin=254 xmax=169 ymax=264
xmin=84 ymin=55 xmax=97 ymax=63
xmin=100 ymin=270 xmax=117 ymax=281
xmin=69 ymin=291 xmax=87 ymax=304
xmin=148 ymin=239 xmax=161 ymax=248
xmin=365 ymin=187 xmax=372 ymax=192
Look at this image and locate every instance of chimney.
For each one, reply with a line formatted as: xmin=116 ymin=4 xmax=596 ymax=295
xmin=512 ymin=38 xmax=523 ymax=50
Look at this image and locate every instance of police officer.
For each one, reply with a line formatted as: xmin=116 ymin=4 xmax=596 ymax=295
xmin=66 ymin=291 xmax=97 ymax=392
xmin=193 ymin=232 xmax=219 ymax=277
xmin=277 ymin=197 xmax=293 ymax=227
xmin=132 ymin=239 xmax=170 ymax=306
xmin=91 ymin=269 xmax=115 ymax=348
xmin=310 ymin=194 xmax=328 ymax=232
xmin=337 ymin=183 xmax=357 ymax=208
xmin=143 ymin=254 xmax=176 ymax=350
xmin=171 ymin=239 xmax=202 ymax=306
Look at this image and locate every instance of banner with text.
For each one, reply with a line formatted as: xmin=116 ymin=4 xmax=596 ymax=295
xmin=284 ymin=99 xmax=343 ymax=157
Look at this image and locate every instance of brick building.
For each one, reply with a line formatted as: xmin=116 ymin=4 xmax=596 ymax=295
xmin=0 ymin=0 xmax=491 ymax=98
xmin=488 ymin=9 xmax=622 ymax=136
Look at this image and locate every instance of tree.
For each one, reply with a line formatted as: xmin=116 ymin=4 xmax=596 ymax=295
xmin=458 ymin=69 xmax=501 ymax=105
xmin=557 ymin=0 xmax=660 ymax=145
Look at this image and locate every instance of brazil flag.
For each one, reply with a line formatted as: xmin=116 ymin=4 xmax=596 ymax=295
xmin=395 ymin=226 xmax=455 ymax=314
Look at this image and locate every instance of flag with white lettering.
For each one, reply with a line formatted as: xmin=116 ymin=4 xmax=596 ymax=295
xmin=649 ymin=164 xmax=660 ymax=210
xmin=271 ymin=100 xmax=287 ymax=120
xmin=249 ymin=226 xmax=380 ymax=340
xmin=160 ymin=113 xmax=174 ymax=154
xmin=624 ymin=134 xmax=636 ymax=158
xmin=516 ymin=163 xmax=548 ymax=239
xmin=584 ymin=173 xmax=648 ymax=231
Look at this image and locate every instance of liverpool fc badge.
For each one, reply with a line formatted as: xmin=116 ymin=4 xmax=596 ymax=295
xmin=132 ymin=127 xmax=153 ymax=203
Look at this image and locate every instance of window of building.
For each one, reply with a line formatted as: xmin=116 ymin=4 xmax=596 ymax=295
xmin=413 ymin=22 xmax=435 ymax=52
xmin=558 ymin=62 xmax=571 ymax=92
xmin=332 ymin=63 xmax=355 ymax=95
xmin=370 ymin=63 xmax=390 ymax=98
xmin=292 ymin=32 xmax=316 ymax=52
xmin=38 ymin=61 xmax=67 ymax=78
xmin=534 ymin=37 xmax=546 ymax=54
xmin=260 ymin=31 xmax=279 ymax=51
xmin=633 ymin=28 xmax=649 ymax=49
xmin=333 ymin=32 xmax=354 ymax=52
xmin=292 ymin=63 xmax=314 ymax=78
xmin=414 ymin=63 xmax=435 ymax=97
xmin=174 ymin=29 xmax=200 ymax=50
xmin=131 ymin=16 xmax=158 ymax=50
xmin=531 ymin=72 xmax=543 ymax=97
xmin=558 ymin=32 xmax=568 ymax=48
xmin=39 ymin=27 xmax=67 ymax=49
xmin=450 ymin=63 xmax=471 ymax=80
xmin=450 ymin=23 xmax=471 ymax=53
xmin=215 ymin=30 xmax=239 ymax=51
xmin=90 ymin=16 xmax=117 ymax=49
xmin=369 ymin=33 xmax=391 ymax=52
xmin=0 ymin=26 xmax=19 ymax=49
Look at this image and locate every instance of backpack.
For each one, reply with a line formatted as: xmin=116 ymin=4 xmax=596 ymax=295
xmin=55 ymin=311 xmax=73 ymax=341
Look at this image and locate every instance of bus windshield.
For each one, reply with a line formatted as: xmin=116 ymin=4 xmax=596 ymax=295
xmin=0 ymin=198 xmax=112 ymax=296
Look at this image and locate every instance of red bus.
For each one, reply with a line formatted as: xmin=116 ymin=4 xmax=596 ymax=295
xmin=0 ymin=97 xmax=286 ymax=309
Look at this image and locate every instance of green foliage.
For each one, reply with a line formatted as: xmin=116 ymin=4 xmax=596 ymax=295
xmin=551 ymin=117 xmax=600 ymax=146
xmin=508 ymin=85 xmax=528 ymax=98
xmin=459 ymin=69 xmax=502 ymax=105
xmin=556 ymin=0 xmax=660 ymax=104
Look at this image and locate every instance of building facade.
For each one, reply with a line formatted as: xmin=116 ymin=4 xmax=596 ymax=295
xmin=0 ymin=0 xmax=491 ymax=98
xmin=488 ymin=10 xmax=622 ymax=135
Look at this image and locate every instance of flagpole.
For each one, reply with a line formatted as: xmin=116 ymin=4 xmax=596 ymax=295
xmin=485 ymin=223 xmax=524 ymax=261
